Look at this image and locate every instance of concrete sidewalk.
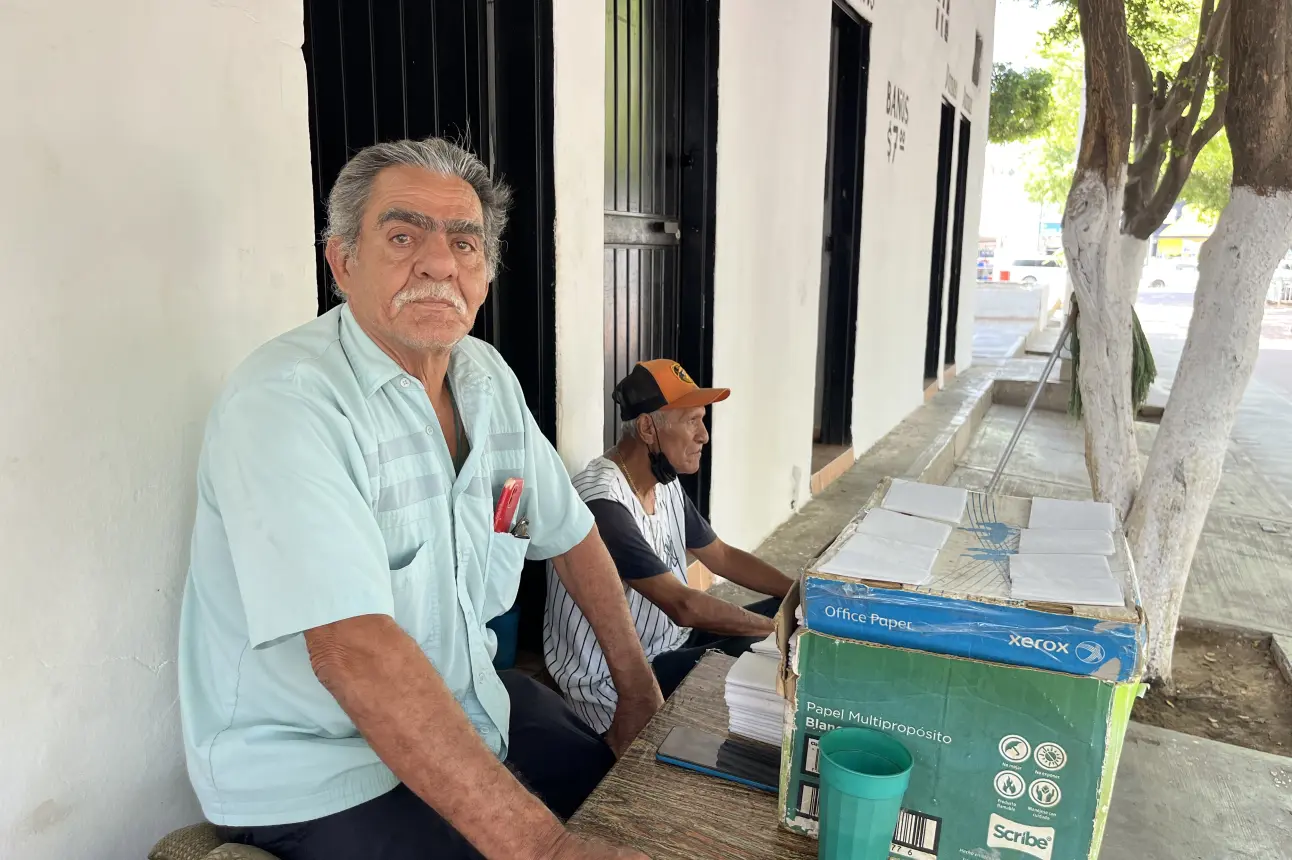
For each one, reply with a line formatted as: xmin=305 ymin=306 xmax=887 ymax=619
xmin=1103 ymin=722 xmax=1292 ymax=860
xmin=972 ymin=320 xmax=1032 ymax=359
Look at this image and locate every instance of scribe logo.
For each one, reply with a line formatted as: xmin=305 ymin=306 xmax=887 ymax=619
xmin=987 ymin=814 xmax=1055 ymax=860
xmin=1008 ymin=633 xmax=1070 ymax=655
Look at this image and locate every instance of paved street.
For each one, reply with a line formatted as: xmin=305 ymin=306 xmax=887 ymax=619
xmin=1137 ymin=287 xmax=1292 ymax=510
xmin=1137 ymin=287 xmax=1292 ymax=398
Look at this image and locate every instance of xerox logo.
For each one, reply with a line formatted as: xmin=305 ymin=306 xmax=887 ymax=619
xmin=1008 ymin=633 xmax=1070 ymax=655
xmin=1076 ymin=641 xmax=1107 ymax=664
xmin=987 ymin=814 xmax=1055 ymax=860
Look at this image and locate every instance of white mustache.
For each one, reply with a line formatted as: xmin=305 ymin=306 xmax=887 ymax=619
xmin=392 ymin=280 xmax=467 ymax=313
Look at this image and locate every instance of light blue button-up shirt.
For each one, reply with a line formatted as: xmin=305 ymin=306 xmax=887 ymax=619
xmin=179 ymin=303 xmax=593 ymax=826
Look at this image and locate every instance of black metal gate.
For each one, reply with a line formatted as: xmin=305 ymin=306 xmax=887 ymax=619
xmin=603 ymin=0 xmax=719 ymax=513
xmin=303 ymin=0 xmax=557 ymax=437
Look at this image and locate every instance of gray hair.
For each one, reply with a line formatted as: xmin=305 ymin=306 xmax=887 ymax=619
xmin=620 ymin=409 xmax=675 ymax=441
xmin=324 ymin=137 xmax=512 ymax=280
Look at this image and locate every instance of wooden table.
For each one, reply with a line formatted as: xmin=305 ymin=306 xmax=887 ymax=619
xmin=568 ymin=653 xmax=818 ymax=859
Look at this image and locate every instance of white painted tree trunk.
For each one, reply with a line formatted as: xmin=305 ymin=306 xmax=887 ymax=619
xmin=1062 ymin=168 xmax=1142 ymax=519
xmin=1120 ymin=234 xmax=1149 ymax=305
xmin=1128 ymin=188 xmax=1292 ymax=678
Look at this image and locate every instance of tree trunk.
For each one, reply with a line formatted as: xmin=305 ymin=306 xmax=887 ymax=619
xmin=1119 ymin=233 xmax=1149 ymax=306
xmin=1127 ymin=0 xmax=1292 ymax=680
xmin=1063 ymin=0 xmax=1139 ymax=519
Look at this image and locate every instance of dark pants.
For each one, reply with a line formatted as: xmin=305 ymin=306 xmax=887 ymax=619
xmin=650 ymin=596 xmax=783 ymax=699
xmin=215 ymin=671 xmax=614 ymax=860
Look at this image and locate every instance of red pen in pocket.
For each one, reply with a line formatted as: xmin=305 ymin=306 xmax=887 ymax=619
xmin=493 ymin=478 xmax=525 ymax=533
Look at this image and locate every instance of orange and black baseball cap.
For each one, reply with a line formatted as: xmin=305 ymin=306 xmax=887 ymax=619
xmin=613 ymin=359 xmax=731 ymax=421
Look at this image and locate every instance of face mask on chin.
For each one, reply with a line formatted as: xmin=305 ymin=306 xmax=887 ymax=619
xmin=648 ymin=449 xmax=679 ymax=485
xmin=647 ymin=417 xmax=679 ymax=485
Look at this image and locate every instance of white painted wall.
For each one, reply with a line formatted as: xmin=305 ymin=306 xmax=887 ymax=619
xmin=849 ymin=0 xmax=996 ymax=454
xmin=953 ymin=45 xmax=994 ymax=372
xmin=975 ymin=285 xmax=1049 ymax=323
xmin=0 ymin=2 xmax=317 ymax=857
xmin=704 ymin=0 xmax=997 ymax=550
xmin=552 ymin=0 xmax=609 ymax=474
xmin=704 ymin=0 xmax=836 ymax=550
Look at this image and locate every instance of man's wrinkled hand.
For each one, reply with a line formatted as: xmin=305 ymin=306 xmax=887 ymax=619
xmin=604 ymin=692 xmax=664 ymax=757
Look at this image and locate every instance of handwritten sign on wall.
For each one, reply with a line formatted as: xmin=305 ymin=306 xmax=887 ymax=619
xmin=886 ymin=82 xmax=910 ymax=163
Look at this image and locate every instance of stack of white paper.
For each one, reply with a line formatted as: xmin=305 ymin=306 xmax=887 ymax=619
xmin=816 ymin=533 xmax=939 ymax=585
xmin=881 ymin=479 xmax=969 ymax=525
xmin=751 ymin=630 xmax=800 ymax=666
xmin=1011 ymin=497 xmax=1124 ymax=606
xmin=856 ymin=508 xmax=954 ymax=550
xmin=725 ymin=651 xmax=786 ymax=746
xmin=750 ymin=632 xmax=779 ymax=657
xmin=814 ymin=500 xmax=958 ymax=585
xmin=1018 ymin=528 xmax=1115 ymax=555
xmin=1009 ymin=553 xmax=1124 ymax=607
xmin=1027 ymin=498 xmax=1117 ymax=531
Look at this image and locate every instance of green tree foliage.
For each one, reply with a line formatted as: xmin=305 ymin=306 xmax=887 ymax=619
xmin=1021 ymin=0 xmax=1232 ymax=219
xmin=989 ymin=63 xmax=1055 ymax=143
xmin=1040 ymin=0 xmax=1198 ymax=72
xmin=1021 ymin=42 xmax=1083 ymax=206
xmin=1181 ymin=127 xmax=1232 ymax=220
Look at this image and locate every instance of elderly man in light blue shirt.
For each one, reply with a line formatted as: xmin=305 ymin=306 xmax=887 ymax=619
xmin=179 ymin=138 xmax=662 ymax=860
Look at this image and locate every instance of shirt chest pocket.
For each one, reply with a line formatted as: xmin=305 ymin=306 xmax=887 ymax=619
xmin=390 ymin=540 xmax=446 ymax=652
xmin=481 ymin=532 xmax=529 ymax=623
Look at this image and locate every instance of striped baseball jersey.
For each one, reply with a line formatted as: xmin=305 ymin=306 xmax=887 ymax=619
xmin=543 ymin=456 xmax=715 ymax=733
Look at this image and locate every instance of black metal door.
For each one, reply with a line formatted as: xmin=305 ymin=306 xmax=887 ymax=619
xmin=303 ymin=0 xmax=556 ymax=437
xmin=923 ymin=101 xmax=957 ymax=382
xmin=604 ymin=0 xmax=681 ymax=446
xmin=815 ymin=2 xmax=870 ymax=447
xmin=603 ymin=0 xmax=719 ymax=513
xmin=944 ymin=116 xmax=972 ymax=367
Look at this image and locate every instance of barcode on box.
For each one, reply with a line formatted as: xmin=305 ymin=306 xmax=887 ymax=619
xmin=797 ymin=782 xmax=820 ymax=819
xmin=803 ymin=737 xmax=821 ymax=775
xmin=890 ymin=808 xmax=941 ymax=860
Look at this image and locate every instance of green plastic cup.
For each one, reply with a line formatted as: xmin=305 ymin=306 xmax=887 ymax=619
xmin=816 ymin=727 xmax=913 ymax=860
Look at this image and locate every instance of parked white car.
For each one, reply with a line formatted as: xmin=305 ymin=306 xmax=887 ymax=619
xmin=1141 ymin=256 xmax=1198 ymax=291
xmin=999 ymin=256 xmax=1066 ymax=290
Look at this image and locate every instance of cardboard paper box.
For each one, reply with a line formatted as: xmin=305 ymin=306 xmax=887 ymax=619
xmin=774 ymin=481 xmax=1146 ymax=860
xmin=779 ymin=631 xmax=1138 ymax=860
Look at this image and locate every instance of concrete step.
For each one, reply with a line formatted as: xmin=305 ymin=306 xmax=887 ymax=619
xmin=992 ymin=374 xmax=1167 ymax=422
xmin=1102 ymin=722 xmax=1292 ymax=860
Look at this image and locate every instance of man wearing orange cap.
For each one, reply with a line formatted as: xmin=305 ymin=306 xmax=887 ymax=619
xmin=544 ymin=361 xmax=794 ymax=731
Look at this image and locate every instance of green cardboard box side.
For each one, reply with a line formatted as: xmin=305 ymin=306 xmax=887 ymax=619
xmin=778 ymin=631 xmax=1140 ymax=860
